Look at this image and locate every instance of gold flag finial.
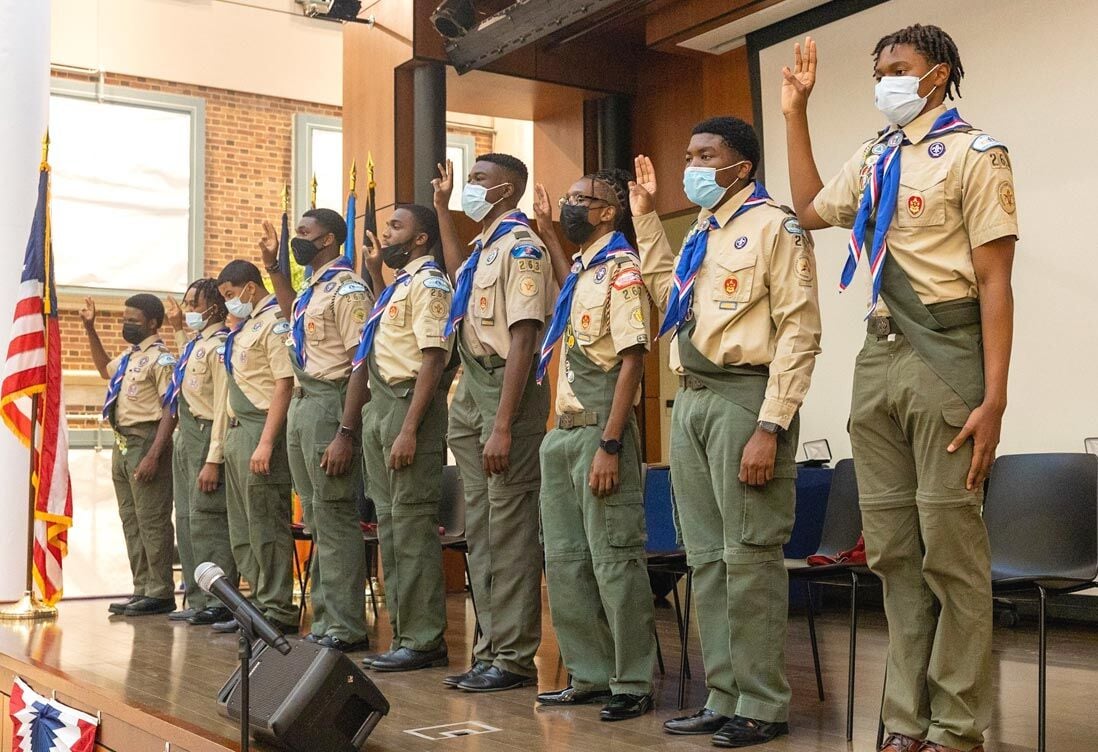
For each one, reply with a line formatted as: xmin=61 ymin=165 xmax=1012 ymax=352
xmin=349 ymin=159 xmax=357 ymax=193
xmin=310 ymin=173 xmax=318 ymax=209
xmin=367 ymin=151 xmax=376 ymax=190
xmin=41 ymin=131 xmax=50 ymax=165
xmin=281 ymin=185 xmax=290 ymax=213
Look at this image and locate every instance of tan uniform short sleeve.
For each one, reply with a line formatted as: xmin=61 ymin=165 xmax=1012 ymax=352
xmin=206 ymin=346 xmax=228 ymax=464
xmin=813 ymin=141 xmax=871 ymax=230
xmin=758 ymin=216 xmax=823 ymax=428
xmin=606 ymin=261 xmax=651 ymax=355
xmin=633 ymin=211 xmax=676 ymax=312
xmin=107 ymin=353 xmax=123 ymax=380
xmin=265 ymin=320 xmax=295 ymax=381
xmin=961 ymin=141 xmax=1019 ymax=248
xmin=503 ymin=246 xmax=548 ymax=328
xmin=411 ymin=276 xmax=451 ymax=351
xmin=333 ymin=285 xmax=370 ymax=353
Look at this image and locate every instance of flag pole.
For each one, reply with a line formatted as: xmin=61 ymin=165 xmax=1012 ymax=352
xmin=0 ymin=134 xmax=57 ymax=620
xmin=0 ymin=392 xmax=54 ymax=619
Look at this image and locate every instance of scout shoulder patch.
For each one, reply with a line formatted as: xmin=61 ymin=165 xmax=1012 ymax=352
xmin=423 ymin=276 xmax=450 ymax=292
xmin=337 ymin=281 xmax=367 ymax=296
xmin=611 ymin=268 xmax=643 ymax=290
xmin=511 ymin=244 xmax=543 ymax=260
xmin=272 ymin=321 xmax=291 ymax=335
xmin=971 ymin=134 xmax=1007 ymax=153
xmin=156 ymin=353 xmax=177 ymax=367
xmin=783 ymin=217 xmax=804 ymax=235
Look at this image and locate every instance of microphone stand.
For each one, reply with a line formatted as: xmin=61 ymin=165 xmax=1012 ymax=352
xmin=237 ymin=621 xmax=258 ymax=752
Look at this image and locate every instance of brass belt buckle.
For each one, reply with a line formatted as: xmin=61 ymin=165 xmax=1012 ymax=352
xmin=869 ymin=317 xmax=891 ymax=337
xmin=559 ymin=413 xmax=575 ymax=429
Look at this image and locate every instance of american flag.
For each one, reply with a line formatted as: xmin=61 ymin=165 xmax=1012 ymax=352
xmin=0 ymin=155 xmax=73 ymax=606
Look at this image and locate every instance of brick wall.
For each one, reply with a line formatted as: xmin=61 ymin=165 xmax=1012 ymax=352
xmin=53 ymin=71 xmax=341 ymax=379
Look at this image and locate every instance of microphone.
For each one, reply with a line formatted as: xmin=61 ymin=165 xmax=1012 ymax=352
xmin=195 ymin=562 xmax=291 ymax=655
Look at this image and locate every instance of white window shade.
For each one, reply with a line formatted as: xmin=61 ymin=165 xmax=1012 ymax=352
xmin=48 ymin=82 xmax=204 ymax=295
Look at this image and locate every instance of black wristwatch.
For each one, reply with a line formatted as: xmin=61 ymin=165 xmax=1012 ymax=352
xmin=757 ymin=421 xmax=782 ymax=435
xmin=337 ymin=425 xmax=355 ymax=438
xmin=265 ymin=261 xmax=282 ymax=273
xmin=599 ymin=438 xmax=623 ymax=455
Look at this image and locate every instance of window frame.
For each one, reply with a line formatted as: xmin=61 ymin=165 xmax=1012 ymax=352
xmin=292 ymin=113 xmax=343 ymax=222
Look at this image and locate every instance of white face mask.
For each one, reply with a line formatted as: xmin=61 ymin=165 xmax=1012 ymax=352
xmin=874 ymin=63 xmax=941 ymax=127
xmin=184 ymin=311 xmax=207 ymax=331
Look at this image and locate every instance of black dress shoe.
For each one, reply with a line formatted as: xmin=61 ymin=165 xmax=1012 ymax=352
xmin=269 ymin=619 xmax=300 ymax=635
xmin=600 ymin=693 xmax=653 ymax=721
xmin=168 ymin=607 xmax=198 ymax=621
xmin=211 ymin=618 xmax=240 ymax=633
xmin=663 ymin=707 xmax=732 ymax=735
xmin=537 ymin=686 xmax=612 ymax=706
xmin=370 ymin=646 xmax=449 ymax=672
xmin=457 ymin=666 xmax=536 ymax=693
xmin=123 ymin=597 xmax=176 ymax=616
xmin=187 ymin=606 xmax=232 ymax=625
xmin=712 ymin=716 xmax=790 ymax=748
xmin=108 ymin=595 xmax=141 ymax=614
xmin=443 ymin=661 xmax=491 ymax=687
xmin=361 ymin=651 xmax=395 ymax=668
xmin=318 ymin=634 xmax=371 ymax=653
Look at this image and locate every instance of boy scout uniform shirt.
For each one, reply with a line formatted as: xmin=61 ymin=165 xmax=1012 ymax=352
xmin=634 ymin=182 xmax=823 ymax=429
xmin=463 ymin=213 xmax=557 ymax=360
xmin=813 ymin=103 xmax=1019 ymax=312
xmin=225 ymin=293 xmax=294 ymax=414
xmin=374 ymin=256 xmax=454 ymax=385
xmin=297 ymin=258 xmax=371 ymax=381
xmin=179 ymin=322 xmax=230 ymax=463
xmin=556 ymin=233 xmax=652 ymax=416
xmin=107 ymin=335 xmax=176 ymax=427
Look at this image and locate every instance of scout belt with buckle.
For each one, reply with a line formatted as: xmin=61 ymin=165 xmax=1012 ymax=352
xmin=867 ymin=316 xmax=900 ymax=337
xmin=557 ymin=411 xmax=599 ymax=430
xmin=679 ymin=375 xmax=706 ymax=390
xmin=292 ymin=386 xmax=306 ymax=399
xmin=228 ymin=418 xmax=241 ymax=428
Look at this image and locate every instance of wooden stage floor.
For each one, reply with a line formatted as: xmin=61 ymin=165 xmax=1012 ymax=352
xmin=1 ymin=589 xmax=1097 ymax=751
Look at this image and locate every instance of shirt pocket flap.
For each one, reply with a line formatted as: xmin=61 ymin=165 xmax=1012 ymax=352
xmin=390 ymin=280 xmax=413 ymax=303
xmin=472 ymin=257 xmax=503 ymax=288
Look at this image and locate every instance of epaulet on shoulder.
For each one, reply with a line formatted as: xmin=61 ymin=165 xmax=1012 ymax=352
xmin=969 ymin=132 xmax=1008 ymax=153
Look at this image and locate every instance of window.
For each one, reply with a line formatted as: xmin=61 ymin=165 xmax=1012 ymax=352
xmin=446 ymin=133 xmax=477 ymax=212
xmin=48 ymin=79 xmax=204 ymax=296
xmin=293 ymin=114 xmax=343 ymax=220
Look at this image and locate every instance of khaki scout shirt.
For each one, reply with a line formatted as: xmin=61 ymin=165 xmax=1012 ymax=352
xmin=297 ymin=258 xmax=371 ymax=381
xmin=556 ymin=232 xmax=652 ymax=416
xmin=107 ymin=335 xmax=175 ymax=427
xmin=635 ymin=182 xmax=823 ymax=429
xmin=225 ymin=293 xmax=294 ymax=414
xmin=178 ymin=322 xmax=229 ymax=463
xmin=813 ymin=104 xmax=1019 ymax=312
xmin=374 ymin=255 xmax=454 ymax=385
xmin=462 ymin=212 xmax=557 ymax=359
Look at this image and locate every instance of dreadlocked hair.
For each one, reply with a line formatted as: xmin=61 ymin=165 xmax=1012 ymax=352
xmin=586 ymin=168 xmax=635 ymax=246
xmin=187 ymin=277 xmax=228 ymax=324
xmin=873 ymin=24 xmax=964 ymax=101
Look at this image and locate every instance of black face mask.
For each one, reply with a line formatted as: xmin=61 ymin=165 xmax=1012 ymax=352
xmin=122 ymin=322 xmax=147 ymax=345
xmin=560 ymin=203 xmax=598 ymax=245
xmin=291 ymin=236 xmax=322 ymax=266
xmin=381 ymin=242 xmax=413 ymax=270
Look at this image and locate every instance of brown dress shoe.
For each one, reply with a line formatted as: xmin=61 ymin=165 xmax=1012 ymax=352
xmin=880 ymin=734 xmax=922 ymax=752
xmin=916 ymin=743 xmax=984 ymax=752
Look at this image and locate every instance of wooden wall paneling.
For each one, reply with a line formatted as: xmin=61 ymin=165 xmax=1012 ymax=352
xmin=645 ymin=0 xmax=784 ymax=51
xmin=343 ymin=14 xmax=415 ymax=252
xmin=701 ymin=46 xmax=754 ymax=122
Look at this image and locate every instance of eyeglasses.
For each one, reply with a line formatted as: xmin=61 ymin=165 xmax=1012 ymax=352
xmin=558 ymin=193 xmax=609 ymax=209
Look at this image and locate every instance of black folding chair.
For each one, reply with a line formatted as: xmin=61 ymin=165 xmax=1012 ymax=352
xmin=643 ymin=464 xmax=694 ymax=709
xmin=786 ymin=458 xmax=878 ymax=741
xmin=985 ymin=453 xmax=1098 ymax=752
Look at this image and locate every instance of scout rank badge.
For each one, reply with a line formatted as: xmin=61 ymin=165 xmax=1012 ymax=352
xmin=519 ymin=277 xmax=538 ymax=296
xmin=724 ymin=276 xmax=739 ymax=295
xmin=908 ymin=194 xmax=925 ymax=218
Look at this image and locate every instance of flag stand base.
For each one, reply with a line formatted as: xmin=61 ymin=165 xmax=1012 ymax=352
xmin=0 ymin=592 xmax=57 ymax=620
